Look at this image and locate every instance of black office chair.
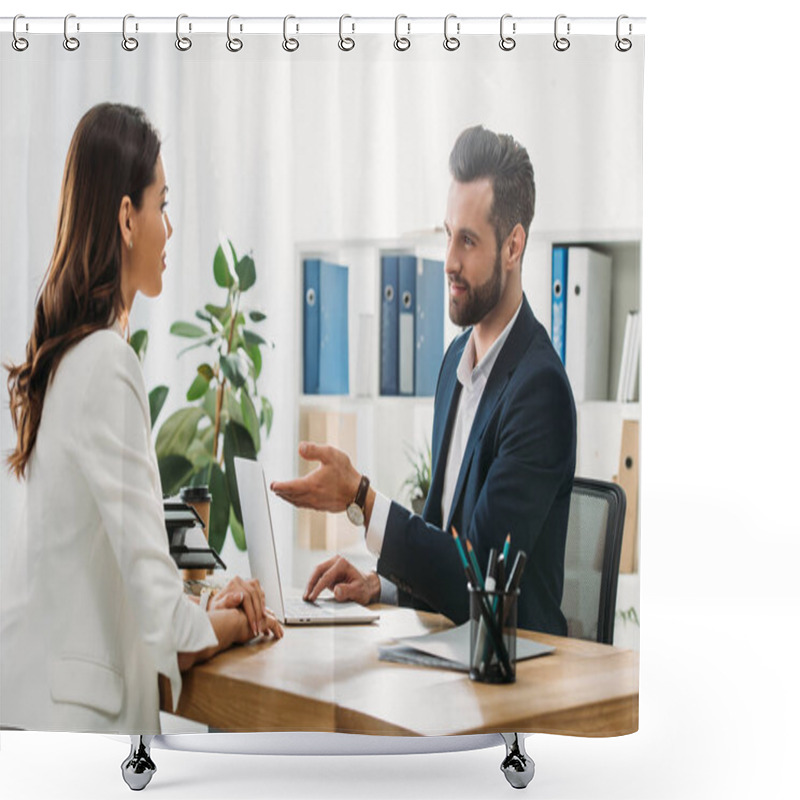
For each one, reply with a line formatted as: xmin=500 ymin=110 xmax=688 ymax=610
xmin=560 ymin=477 xmax=627 ymax=645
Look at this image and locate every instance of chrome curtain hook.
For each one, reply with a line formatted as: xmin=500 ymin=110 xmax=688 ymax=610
xmin=615 ymin=14 xmax=632 ymax=52
xmin=499 ymin=14 xmax=516 ymax=51
xmin=122 ymin=14 xmax=138 ymax=51
xmin=444 ymin=14 xmax=460 ymax=51
xmin=553 ymin=14 xmax=570 ymax=52
xmin=394 ymin=14 xmax=411 ymax=51
xmin=338 ymin=14 xmax=355 ymax=51
xmin=226 ymin=15 xmax=243 ymax=52
xmin=12 ymin=14 xmax=29 ymax=51
xmin=283 ymin=15 xmax=299 ymax=52
xmin=176 ymin=14 xmax=192 ymax=51
xmin=63 ymin=14 xmax=80 ymax=51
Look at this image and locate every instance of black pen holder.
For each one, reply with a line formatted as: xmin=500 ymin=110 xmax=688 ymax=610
xmin=468 ymin=586 xmax=519 ymax=684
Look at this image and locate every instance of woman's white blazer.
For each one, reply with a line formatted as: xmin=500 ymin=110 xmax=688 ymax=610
xmin=0 ymin=326 xmax=217 ymax=733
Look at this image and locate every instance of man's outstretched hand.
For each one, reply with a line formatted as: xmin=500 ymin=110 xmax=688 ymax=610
xmin=271 ymin=442 xmax=360 ymax=513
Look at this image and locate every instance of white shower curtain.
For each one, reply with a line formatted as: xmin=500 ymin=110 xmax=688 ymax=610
xmin=1 ymin=21 xmax=643 ymax=740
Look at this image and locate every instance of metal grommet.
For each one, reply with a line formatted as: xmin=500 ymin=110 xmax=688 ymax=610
xmin=499 ymin=14 xmax=515 ymax=51
xmin=176 ymin=14 xmax=192 ymax=51
xmin=338 ymin=14 xmax=355 ymax=51
xmin=282 ymin=15 xmax=299 ymax=52
xmin=394 ymin=15 xmax=411 ymax=51
xmin=226 ymin=15 xmax=243 ymax=52
xmin=615 ymin=15 xmax=632 ymax=52
xmin=12 ymin=14 xmax=29 ymax=51
xmin=63 ymin=14 xmax=80 ymax=51
xmin=443 ymin=14 xmax=460 ymax=51
xmin=553 ymin=14 xmax=570 ymax=52
xmin=122 ymin=14 xmax=139 ymax=51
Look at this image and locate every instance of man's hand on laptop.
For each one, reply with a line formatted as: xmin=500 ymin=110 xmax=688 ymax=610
xmin=304 ymin=556 xmax=381 ymax=606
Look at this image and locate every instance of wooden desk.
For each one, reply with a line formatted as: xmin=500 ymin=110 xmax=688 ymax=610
xmin=162 ymin=606 xmax=638 ymax=737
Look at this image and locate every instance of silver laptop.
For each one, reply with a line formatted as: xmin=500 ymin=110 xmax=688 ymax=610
xmin=234 ymin=456 xmax=379 ymax=626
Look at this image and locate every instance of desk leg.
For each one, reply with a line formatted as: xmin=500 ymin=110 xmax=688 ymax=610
xmin=121 ymin=735 xmax=157 ymax=791
xmin=500 ymin=733 xmax=535 ymax=789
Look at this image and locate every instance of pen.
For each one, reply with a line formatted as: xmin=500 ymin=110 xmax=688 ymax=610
xmin=501 ymin=551 xmax=528 ymax=627
xmin=505 ymin=550 xmax=527 ymax=595
xmin=479 ymin=548 xmax=499 ymax=674
xmin=501 ymin=533 xmax=511 ymax=566
xmin=465 ymin=540 xmax=485 ymax=588
xmin=495 ymin=553 xmax=506 ymax=604
xmin=451 ymin=527 xmax=479 ymax=588
xmin=485 ymin=548 xmax=497 ymax=588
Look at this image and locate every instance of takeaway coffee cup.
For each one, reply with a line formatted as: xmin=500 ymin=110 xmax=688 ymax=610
xmin=179 ymin=485 xmax=212 ymax=582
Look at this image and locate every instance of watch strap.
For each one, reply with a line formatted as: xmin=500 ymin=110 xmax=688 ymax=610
xmin=353 ymin=474 xmax=370 ymax=513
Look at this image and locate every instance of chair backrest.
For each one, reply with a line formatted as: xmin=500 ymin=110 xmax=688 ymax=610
xmin=560 ymin=478 xmax=626 ymax=645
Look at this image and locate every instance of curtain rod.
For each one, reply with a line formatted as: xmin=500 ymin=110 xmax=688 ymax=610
xmin=1 ymin=16 xmax=646 ymax=37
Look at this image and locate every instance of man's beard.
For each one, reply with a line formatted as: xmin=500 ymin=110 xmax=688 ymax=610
xmin=448 ymin=248 xmax=503 ymax=327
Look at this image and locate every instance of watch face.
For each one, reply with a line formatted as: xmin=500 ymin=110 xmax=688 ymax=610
xmin=346 ymin=503 xmax=364 ymax=526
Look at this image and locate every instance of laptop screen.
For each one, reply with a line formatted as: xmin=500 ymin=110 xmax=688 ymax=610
xmin=233 ymin=456 xmax=286 ymax=622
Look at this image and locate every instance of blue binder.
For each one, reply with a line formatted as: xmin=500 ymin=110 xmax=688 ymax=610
xmin=415 ymin=258 xmax=445 ymax=397
xmin=380 ymin=255 xmax=399 ymax=396
xmin=303 ymin=259 xmax=349 ymax=395
xmin=551 ymin=246 xmax=568 ymax=364
xmin=398 ymin=255 xmax=416 ymax=396
xmin=303 ymin=259 xmax=321 ymax=394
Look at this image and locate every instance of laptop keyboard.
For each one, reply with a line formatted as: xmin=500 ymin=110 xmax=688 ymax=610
xmin=283 ymin=597 xmax=335 ymax=619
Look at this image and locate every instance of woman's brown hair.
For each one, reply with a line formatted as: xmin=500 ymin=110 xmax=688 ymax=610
xmin=5 ymin=102 xmax=161 ymax=479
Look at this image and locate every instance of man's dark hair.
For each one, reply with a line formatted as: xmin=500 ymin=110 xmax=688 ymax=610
xmin=448 ymin=125 xmax=535 ymax=260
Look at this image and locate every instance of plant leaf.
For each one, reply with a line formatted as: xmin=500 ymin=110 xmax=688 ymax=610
xmin=197 ymin=363 xmax=215 ymax=382
xmin=195 ymin=309 xmax=213 ymax=324
xmin=222 ymin=420 xmax=257 ymax=527
xmin=205 ymin=303 xmax=230 ymax=326
xmin=224 ymin=386 xmax=244 ymax=427
xmin=235 ymin=254 xmax=256 ymax=292
xmin=229 ymin=506 xmax=247 ymax=551
xmin=199 ymin=423 xmax=216 ymax=453
xmin=130 ymin=329 xmax=148 ymax=362
xmin=208 ymin=463 xmax=230 ymax=553
xmin=148 ymin=385 xmax=169 ymax=427
xmin=186 ymin=437 xmax=214 ymax=469
xmin=261 ymin=397 xmax=274 ymax=436
xmin=242 ymin=329 xmax=267 ymax=347
xmin=240 ymin=391 xmax=261 ymax=453
xmin=170 ymin=321 xmax=207 ymax=338
xmin=202 ymin=388 xmax=219 ymax=423
xmin=157 ymin=454 xmax=196 ymax=497
xmin=220 ymin=353 xmax=246 ymax=389
xmin=186 ymin=374 xmax=210 ymax=402
xmin=213 ymin=244 xmax=234 ymax=288
xmin=227 ymin=239 xmax=239 ymax=267
xmin=245 ymin=343 xmax=262 ymax=379
xmin=155 ymin=407 xmax=205 ymax=459
xmin=248 ymin=310 xmax=267 ymax=323
xmin=177 ymin=334 xmax=220 ymax=357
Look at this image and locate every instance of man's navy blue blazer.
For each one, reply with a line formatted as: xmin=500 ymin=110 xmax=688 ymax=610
xmin=377 ymin=294 xmax=577 ymax=635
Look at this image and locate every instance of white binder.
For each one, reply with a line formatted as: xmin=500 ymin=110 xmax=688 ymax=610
xmin=564 ymin=247 xmax=612 ymax=402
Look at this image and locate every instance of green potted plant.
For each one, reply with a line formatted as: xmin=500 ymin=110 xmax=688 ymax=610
xmin=402 ymin=441 xmax=432 ymax=515
xmin=150 ymin=239 xmax=273 ymax=555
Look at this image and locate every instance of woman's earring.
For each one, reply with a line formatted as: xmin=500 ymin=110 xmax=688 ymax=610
xmin=129 ymin=239 xmax=133 ymax=250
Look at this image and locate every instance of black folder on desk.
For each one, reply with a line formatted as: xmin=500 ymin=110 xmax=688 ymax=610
xmin=378 ymin=623 xmax=554 ymax=672
xmin=163 ymin=499 xmax=226 ymax=571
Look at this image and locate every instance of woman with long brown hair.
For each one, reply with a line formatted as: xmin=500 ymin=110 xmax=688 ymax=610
xmin=1 ymin=102 xmax=282 ymax=733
